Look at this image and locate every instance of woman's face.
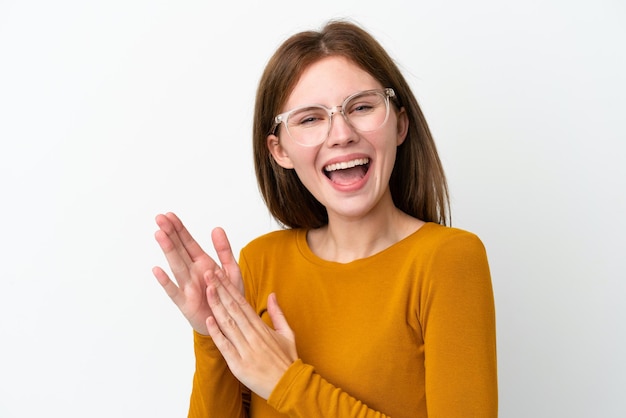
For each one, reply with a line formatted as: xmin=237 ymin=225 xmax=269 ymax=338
xmin=267 ymin=56 xmax=408 ymax=223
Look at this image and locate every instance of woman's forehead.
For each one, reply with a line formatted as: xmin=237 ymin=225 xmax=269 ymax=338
xmin=282 ymin=56 xmax=382 ymax=109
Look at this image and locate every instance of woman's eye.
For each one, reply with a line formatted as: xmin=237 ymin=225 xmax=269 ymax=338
xmin=300 ymin=116 xmax=321 ymax=125
xmin=355 ymin=104 xmax=374 ymax=112
xmin=350 ymin=102 xmax=376 ymax=114
xmin=290 ymin=109 xmax=327 ymax=127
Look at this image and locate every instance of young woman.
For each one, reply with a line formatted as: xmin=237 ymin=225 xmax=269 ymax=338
xmin=153 ymin=20 xmax=497 ymax=418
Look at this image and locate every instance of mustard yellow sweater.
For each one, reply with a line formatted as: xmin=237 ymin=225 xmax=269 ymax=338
xmin=189 ymin=223 xmax=498 ymax=417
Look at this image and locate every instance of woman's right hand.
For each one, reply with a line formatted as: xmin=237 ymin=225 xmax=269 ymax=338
xmin=152 ymin=212 xmax=244 ymax=335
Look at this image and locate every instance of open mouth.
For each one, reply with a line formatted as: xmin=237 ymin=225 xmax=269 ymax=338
xmin=323 ymin=158 xmax=370 ymax=185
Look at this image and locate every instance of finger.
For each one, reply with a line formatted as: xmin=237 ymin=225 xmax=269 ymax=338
xmin=155 ymin=214 xmax=191 ymax=272
xmin=211 ymin=267 xmax=260 ymax=326
xmin=211 ymin=227 xmax=241 ymax=283
xmin=205 ymin=274 xmax=252 ymax=349
xmin=267 ymin=293 xmax=295 ymax=340
xmin=154 ymin=228 xmax=192 ymax=284
xmin=152 ymin=266 xmax=183 ymax=305
xmin=206 ymin=315 xmax=240 ymax=361
xmin=166 ymin=212 xmax=214 ymax=264
xmin=155 ymin=214 xmax=189 ymax=260
xmin=206 ymin=268 xmax=264 ymax=343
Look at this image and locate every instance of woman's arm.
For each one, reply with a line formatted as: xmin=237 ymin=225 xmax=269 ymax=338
xmin=152 ymin=213 xmax=248 ymax=417
xmin=188 ymin=332 xmax=248 ymax=418
xmin=421 ymin=231 xmax=498 ymax=417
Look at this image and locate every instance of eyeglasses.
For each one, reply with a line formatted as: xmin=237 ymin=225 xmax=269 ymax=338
xmin=271 ymin=88 xmax=396 ymax=147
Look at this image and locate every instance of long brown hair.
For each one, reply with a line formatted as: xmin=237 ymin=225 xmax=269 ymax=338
xmin=253 ymin=20 xmax=450 ymax=229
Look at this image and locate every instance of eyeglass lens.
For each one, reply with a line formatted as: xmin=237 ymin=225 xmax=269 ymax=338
xmin=285 ymin=91 xmax=388 ymax=146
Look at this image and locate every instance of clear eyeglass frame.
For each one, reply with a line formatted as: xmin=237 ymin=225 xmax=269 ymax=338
xmin=271 ymin=88 xmax=396 ymax=147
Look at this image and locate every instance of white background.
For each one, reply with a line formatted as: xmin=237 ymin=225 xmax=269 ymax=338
xmin=1 ymin=1 xmax=624 ymax=417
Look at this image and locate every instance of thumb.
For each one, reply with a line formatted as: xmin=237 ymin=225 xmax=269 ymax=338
xmin=267 ymin=293 xmax=294 ymax=340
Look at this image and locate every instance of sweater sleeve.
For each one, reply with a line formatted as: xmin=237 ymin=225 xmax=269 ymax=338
xmin=188 ymin=331 xmax=249 ymax=418
xmin=421 ymin=231 xmax=498 ymax=417
xmin=267 ymin=359 xmax=390 ymax=418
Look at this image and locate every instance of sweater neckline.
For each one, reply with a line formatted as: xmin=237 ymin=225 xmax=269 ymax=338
xmin=294 ymin=222 xmax=437 ymax=267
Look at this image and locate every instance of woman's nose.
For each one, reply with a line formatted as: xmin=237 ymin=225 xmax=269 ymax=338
xmin=325 ymin=111 xmax=358 ymax=146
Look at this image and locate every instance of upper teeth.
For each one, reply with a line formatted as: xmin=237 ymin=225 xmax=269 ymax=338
xmin=324 ymin=158 xmax=370 ymax=172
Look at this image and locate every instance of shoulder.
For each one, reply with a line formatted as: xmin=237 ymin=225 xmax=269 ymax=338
xmin=412 ymin=224 xmax=491 ymax=286
xmin=412 ymin=223 xmax=486 ymax=254
xmin=240 ymin=228 xmax=303 ymax=258
xmin=401 ymin=223 xmax=490 ymax=277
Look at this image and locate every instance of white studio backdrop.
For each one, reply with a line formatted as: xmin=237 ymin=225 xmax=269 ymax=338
xmin=1 ymin=1 xmax=624 ymax=417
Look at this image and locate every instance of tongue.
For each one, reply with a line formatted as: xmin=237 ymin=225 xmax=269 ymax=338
xmin=328 ymin=166 xmax=367 ymax=185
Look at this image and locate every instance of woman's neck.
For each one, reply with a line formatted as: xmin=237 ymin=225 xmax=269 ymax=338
xmin=307 ymin=204 xmax=425 ymax=263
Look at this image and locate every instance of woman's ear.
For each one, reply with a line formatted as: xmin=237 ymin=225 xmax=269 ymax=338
xmin=396 ymin=108 xmax=409 ymax=146
xmin=267 ymin=134 xmax=294 ymax=169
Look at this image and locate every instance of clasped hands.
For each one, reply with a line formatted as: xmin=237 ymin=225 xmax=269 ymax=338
xmin=152 ymin=212 xmax=297 ymax=399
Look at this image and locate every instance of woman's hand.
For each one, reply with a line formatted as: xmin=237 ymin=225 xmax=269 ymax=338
xmin=205 ymin=268 xmax=298 ymax=400
xmin=152 ymin=212 xmax=244 ymax=335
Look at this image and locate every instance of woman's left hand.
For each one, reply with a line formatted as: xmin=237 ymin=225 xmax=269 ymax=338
xmin=205 ymin=268 xmax=298 ymax=400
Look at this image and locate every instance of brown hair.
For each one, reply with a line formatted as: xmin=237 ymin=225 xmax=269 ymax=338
xmin=253 ymin=20 xmax=450 ymax=229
